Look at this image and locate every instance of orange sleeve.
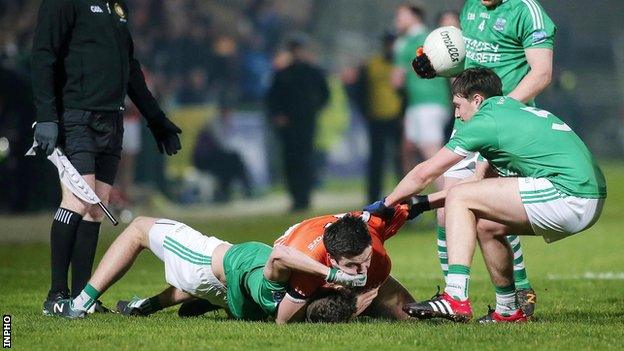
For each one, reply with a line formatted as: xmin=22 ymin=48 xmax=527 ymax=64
xmin=276 ymin=215 xmax=337 ymax=299
xmin=368 ymin=204 xmax=409 ymax=241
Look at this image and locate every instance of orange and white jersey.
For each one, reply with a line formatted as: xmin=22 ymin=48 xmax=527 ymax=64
xmin=274 ymin=205 xmax=409 ymax=300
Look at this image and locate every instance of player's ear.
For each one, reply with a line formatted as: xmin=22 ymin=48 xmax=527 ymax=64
xmin=328 ymin=253 xmax=338 ymax=266
xmin=472 ymin=93 xmax=484 ymax=107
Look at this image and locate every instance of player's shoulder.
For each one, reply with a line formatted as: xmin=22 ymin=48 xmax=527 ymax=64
xmin=479 ymin=96 xmax=525 ymax=120
xmin=471 ymin=97 xmax=507 ymax=122
xmin=508 ymin=0 xmax=548 ymax=18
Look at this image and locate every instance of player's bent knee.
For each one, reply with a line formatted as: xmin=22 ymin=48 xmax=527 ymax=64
xmin=130 ymin=216 xmax=158 ymax=238
xmin=445 ymin=185 xmax=468 ymax=206
xmin=130 ymin=216 xmax=156 ymax=232
xmin=476 ymin=220 xmax=508 ymax=239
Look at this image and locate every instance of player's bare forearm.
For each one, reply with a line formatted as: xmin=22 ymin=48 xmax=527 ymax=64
xmin=425 ymin=164 xmax=490 ymax=209
xmin=275 ymin=298 xmax=307 ymax=324
xmin=264 ymin=245 xmax=329 ymax=283
xmin=508 ymin=48 xmax=553 ymax=103
xmin=385 ymin=148 xmax=464 ymax=207
xmin=385 ymin=166 xmax=431 ymax=207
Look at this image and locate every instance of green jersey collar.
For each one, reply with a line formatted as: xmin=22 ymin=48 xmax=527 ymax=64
xmin=478 ymin=96 xmax=505 ymax=111
xmin=484 ymin=0 xmax=510 ymax=11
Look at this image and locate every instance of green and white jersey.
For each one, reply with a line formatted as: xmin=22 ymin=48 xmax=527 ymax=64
xmin=394 ymin=25 xmax=451 ymax=107
xmin=461 ymin=0 xmax=556 ymax=99
xmin=223 ymin=242 xmax=286 ymax=321
xmin=446 ymin=96 xmax=607 ymax=198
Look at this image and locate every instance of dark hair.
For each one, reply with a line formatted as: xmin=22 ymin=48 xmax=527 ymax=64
xmin=305 ymin=289 xmax=357 ymax=323
xmin=323 ymin=215 xmax=372 ymax=259
xmin=451 ymin=68 xmax=503 ymax=100
xmin=400 ymin=3 xmax=425 ymax=21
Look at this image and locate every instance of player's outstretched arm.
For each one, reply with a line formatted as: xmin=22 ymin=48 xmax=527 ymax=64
xmin=508 ymin=48 xmax=553 ymax=103
xmin=385 ymin=148 xmax=463 ymax=207
xmin=264 ymin=246 xmax=366 ymax=288
xmin=416 ymin=160 xmax=491 ymax=210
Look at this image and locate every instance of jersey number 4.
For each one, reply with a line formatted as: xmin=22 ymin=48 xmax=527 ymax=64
xmin=522 ymin=107 xmax=572 ymax=131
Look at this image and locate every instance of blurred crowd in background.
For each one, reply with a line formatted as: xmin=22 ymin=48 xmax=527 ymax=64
xmin=1 ymin=0 xmax=623 ymax=214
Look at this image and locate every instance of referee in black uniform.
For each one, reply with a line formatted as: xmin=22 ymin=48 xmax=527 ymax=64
xmin=31 ymin=0 xmax=182 ymax=314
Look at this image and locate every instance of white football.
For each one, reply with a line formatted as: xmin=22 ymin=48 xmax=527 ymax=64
xmin=423 ymin=26 xmax=466 ymax=78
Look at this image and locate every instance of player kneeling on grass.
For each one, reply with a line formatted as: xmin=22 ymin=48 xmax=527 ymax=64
xmin=46 ymin=217 xmax=367 ymax=321
xmin=366 ymin=68 xmax=607 ymax=323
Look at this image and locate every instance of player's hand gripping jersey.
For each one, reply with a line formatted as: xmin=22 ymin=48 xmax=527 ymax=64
xmin=274 ymin=206 xmax=409 ymax=300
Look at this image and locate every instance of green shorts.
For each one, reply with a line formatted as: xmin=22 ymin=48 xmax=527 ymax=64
xmin=223 ymin=242 xmax=286 ymax=321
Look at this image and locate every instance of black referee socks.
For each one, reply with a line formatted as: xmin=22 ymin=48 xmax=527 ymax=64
xmin=49 ymin=208 xmax=82 ymax=296
xmin=71 ymin=220 xmax=101 ymax=298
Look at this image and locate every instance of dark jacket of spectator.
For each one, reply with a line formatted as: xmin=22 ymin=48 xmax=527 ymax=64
xmin=266 ymin=61 xmax=329 ymax=131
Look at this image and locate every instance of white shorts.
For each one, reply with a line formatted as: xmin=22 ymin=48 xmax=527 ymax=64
xmin=518 ymin=178 xmax=605 ymax=243
xmin=404 ymin=104 xmax=449 ymax=145
xmin=148 ymin=219 xmax=230 ymax=307
xmin=443 ymin=152 xmax=480 ymax=179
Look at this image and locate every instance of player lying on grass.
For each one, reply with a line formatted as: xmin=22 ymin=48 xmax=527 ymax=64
xmin=178 ymin=204 xmax=423 ymax=322
xmin=45 ymin=216 xmax=367 ymax=321
xmin=271 ymin=208 xmax=415 ymax=322
xmin=367 ymin=68 xmax=606 ymax=323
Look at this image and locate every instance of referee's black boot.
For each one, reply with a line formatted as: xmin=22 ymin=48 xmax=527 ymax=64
xmin=42 ymin=291 xmax=70 ymax=316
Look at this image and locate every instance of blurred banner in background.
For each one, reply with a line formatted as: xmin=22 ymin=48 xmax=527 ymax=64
xmin=1 ymin=0 xmax=622 ymax=212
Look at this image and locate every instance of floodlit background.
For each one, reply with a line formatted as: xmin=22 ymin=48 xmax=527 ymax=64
xmin=1 ymin=2 xmax=624 ymax=349
xmin=0 ymin=0 xmax=623 ymax=217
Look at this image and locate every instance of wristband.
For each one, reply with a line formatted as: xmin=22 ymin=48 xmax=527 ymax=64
xmin=408 ymin=195 xmax=431 ymax=213
xmin=326 ymin=267 xmax=338 ymax=282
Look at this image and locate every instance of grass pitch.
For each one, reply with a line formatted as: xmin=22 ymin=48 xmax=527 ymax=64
xmin=2 ymin=163 xmax=624 ymax=350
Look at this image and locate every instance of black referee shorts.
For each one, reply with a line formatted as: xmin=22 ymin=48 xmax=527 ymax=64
xmin=59 ymin=109 xmax=123 ymax=185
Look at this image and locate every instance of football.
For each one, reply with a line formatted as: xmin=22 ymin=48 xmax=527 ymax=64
xmin=423 ymin=26 xmax=466 ymax=78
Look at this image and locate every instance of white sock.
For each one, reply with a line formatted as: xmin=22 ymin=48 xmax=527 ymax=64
xmin=495 ymin=286 xmax=519 ymax=316
xmin=444 ymin=265 xmax=470 ymax=301
xmin=72 ymin=283 xmax=100 ymax=311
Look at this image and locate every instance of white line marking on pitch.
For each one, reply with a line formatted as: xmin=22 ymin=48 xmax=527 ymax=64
xmin=546 ymin=272 xmax=624 ymax=280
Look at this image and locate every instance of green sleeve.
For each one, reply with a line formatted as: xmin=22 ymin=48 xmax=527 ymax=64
xmin=519 ymin=1 xmax=556 ymax=49
xmin=246 ymin=269 xmax=287 ymax=317
xmin=445 ymin=113 xmax=497 ymax=156
xmin=258 ymin=278 xmax=286 ymax=317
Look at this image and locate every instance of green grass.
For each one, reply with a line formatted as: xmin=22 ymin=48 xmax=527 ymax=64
xmin=2 ymin=163 xmax=624 ymax=350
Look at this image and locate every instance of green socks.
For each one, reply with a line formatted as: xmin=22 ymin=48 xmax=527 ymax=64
xmin=437 ymin=226 xmax=448 ymax=280
xmin=507 ymin=235 xmax=532 ymax=289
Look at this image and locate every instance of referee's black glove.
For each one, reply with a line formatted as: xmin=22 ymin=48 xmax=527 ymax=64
xmin=148 ymin=115 xmax=182 ymax=156
xmin=34 ymin=121 xmax=58 ymax=156
xmin=411 ymin=47 xmax=437 ymax=79
xmin=406 ymin=195 xmax=431 ymax=220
